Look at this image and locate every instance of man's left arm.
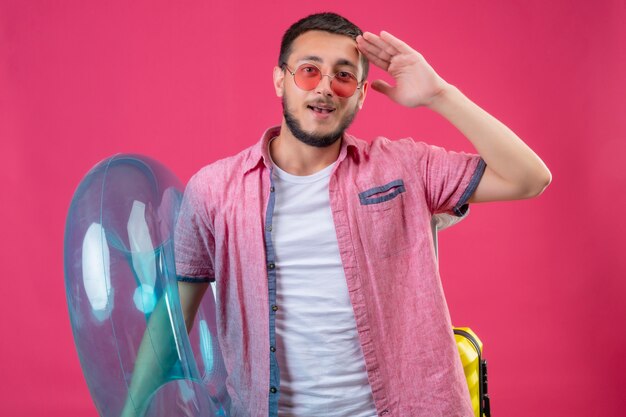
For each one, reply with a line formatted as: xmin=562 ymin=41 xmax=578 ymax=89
xmin=357 ymin=31 xmax=552 ymax=202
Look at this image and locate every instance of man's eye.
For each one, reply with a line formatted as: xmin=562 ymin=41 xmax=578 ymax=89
xmin=335 ymin=72 xmax=354 ymax=82
xmin=299 ymin=65 xmax=319 ymax=76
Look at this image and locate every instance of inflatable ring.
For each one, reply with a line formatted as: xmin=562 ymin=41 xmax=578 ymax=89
xmin=64 ymin=154 xmax=230 ymax=417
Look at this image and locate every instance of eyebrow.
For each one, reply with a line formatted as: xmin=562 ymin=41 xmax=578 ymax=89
xmin=298 ymin=55 xmax=358 ymax=70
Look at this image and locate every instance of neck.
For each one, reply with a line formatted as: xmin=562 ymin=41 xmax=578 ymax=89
xmin=270 ymin=120 xmax=341 ymax=176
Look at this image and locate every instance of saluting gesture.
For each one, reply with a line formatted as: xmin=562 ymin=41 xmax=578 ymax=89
xmin=357 ymin=29 xmax=551 ymax=204
xmin=357 ymin=31 xmax=448 ymax=108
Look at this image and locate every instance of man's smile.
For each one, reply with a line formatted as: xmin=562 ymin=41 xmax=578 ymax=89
xmin=306 ymin=101 xmax=337 ymax=119
xmin=309 ymin=106 xmax=335 ymax=114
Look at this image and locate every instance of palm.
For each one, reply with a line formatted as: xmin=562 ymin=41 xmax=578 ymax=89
xmin=357 ymin=31 xmax=447 ymax=108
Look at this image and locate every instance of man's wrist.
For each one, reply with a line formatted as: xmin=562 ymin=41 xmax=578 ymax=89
xmin=426 ymin=82 xmax=460 ymax=113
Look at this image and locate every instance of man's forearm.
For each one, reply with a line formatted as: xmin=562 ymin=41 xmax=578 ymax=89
xmin=119 ymin=281 xmax=207 ymax=416
xmin=428 ymin=84 xmax=551 ymax=195
xmin=120 ymin=295 xmax=180 ymax=417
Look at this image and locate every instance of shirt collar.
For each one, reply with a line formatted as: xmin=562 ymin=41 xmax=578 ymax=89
xmin=243 ymin=126 xmax=360 ymax=174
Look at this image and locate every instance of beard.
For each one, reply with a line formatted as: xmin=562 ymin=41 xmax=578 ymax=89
xmin=282 ymin=95 xmax=358 ymax=148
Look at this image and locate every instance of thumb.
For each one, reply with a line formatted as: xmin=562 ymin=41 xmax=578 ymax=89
xmin=371 ymin=79 xmax=395 ymax=97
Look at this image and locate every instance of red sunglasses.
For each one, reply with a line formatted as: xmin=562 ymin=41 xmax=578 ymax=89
xmin=282 ymin=63 xmax=363 ymax=98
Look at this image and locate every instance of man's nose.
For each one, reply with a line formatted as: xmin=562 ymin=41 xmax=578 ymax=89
xmin=314 ymin=74 xmax=334 ymax=96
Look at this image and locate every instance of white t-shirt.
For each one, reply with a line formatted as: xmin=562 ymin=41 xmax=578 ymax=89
xmin=270 ymin=160 xmax=377 ymax=417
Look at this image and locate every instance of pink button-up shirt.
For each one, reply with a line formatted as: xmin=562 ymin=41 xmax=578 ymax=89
xmin=175 ymin=126 xmax=486 ymax=417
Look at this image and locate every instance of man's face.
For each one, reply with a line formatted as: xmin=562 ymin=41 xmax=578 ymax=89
xmin=273 ymin=30 xmax=368 ymax=147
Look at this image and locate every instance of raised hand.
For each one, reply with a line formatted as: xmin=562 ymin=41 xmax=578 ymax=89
xmin=356 ymin=31 xmax=450 ymax=108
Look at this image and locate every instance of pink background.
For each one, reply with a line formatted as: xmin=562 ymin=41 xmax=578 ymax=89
xmin=1 ymin=0 xmax=625 ymax=416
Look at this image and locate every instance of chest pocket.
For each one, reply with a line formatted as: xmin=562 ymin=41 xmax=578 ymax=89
xmin=356 ymin=179 xmax=415 ymax=258
xmin=358 ymin=179 xmax=406 ymax=205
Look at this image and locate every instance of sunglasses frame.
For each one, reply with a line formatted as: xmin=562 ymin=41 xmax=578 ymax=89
xmin=282 ymin=62 xmax=363 ymax=98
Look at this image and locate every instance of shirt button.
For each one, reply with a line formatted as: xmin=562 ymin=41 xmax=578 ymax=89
xmin=266 ymin=225 xmax=272 ymax=232
xmin=270 ymin=386 xmax=277 ymax=394
xmin=272 ymin=305 xmax=278 ymax=311
xmin=270 ymin=186 xmax=275 ymax=192
xmin=270 ymin=346 xmax=276 ymax=352
xmin=268 ymin=262 xmax=275 ymax=270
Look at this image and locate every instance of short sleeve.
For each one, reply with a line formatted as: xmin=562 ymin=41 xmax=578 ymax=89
xmin=174 ymin=174 xmax=215 ymax=282
xmin=417 ymin=142 xmax=486 ymax=217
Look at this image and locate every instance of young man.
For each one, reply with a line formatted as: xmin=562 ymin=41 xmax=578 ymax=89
xmin=174 ymin=12 xmax=551 ymax=417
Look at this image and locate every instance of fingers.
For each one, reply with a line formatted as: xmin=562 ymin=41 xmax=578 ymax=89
xmin=356 ymin=35 xmax=390 ymax=70
xmin=362 ymin=31 xmax=399 ymax=58
xmin=379 ymin=31 xmax=414 ymax=54
xmin=357 ymin=30 xmax=417 ymax=71
xmin=371 ymin=79 xmax=394 ymax=97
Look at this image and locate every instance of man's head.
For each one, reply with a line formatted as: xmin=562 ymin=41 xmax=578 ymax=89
xmin=273 ymin=12 xmax=369 ymax=148
xmin=278 ymin=13 xmax=369 ymax=82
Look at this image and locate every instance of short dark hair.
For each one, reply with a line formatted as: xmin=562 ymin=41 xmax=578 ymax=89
xmin=278 ymin=12 xmax=369 ymax=81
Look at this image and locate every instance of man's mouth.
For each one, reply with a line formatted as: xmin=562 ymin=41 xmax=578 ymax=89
xmin=307 ymin=104 xmax=336 ymax=114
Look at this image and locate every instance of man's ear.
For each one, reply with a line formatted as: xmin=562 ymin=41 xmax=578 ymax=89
xmin=273 ymin=66 xmax=285 ymax=97
xmin=357 ymin=80 xmax=368 ymax=110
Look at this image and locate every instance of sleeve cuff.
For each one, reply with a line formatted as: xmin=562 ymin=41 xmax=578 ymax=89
xmin=176 ymin=275 xmax=215 ymax=283
xmin=452 ymin=158 xmax=486 ymax=217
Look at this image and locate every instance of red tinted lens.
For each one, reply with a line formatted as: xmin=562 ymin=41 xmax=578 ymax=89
xmin=294 ymin=64 xmax=321 ymax=91
xmin=330 ymin=72 xmax=358 ymax=97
